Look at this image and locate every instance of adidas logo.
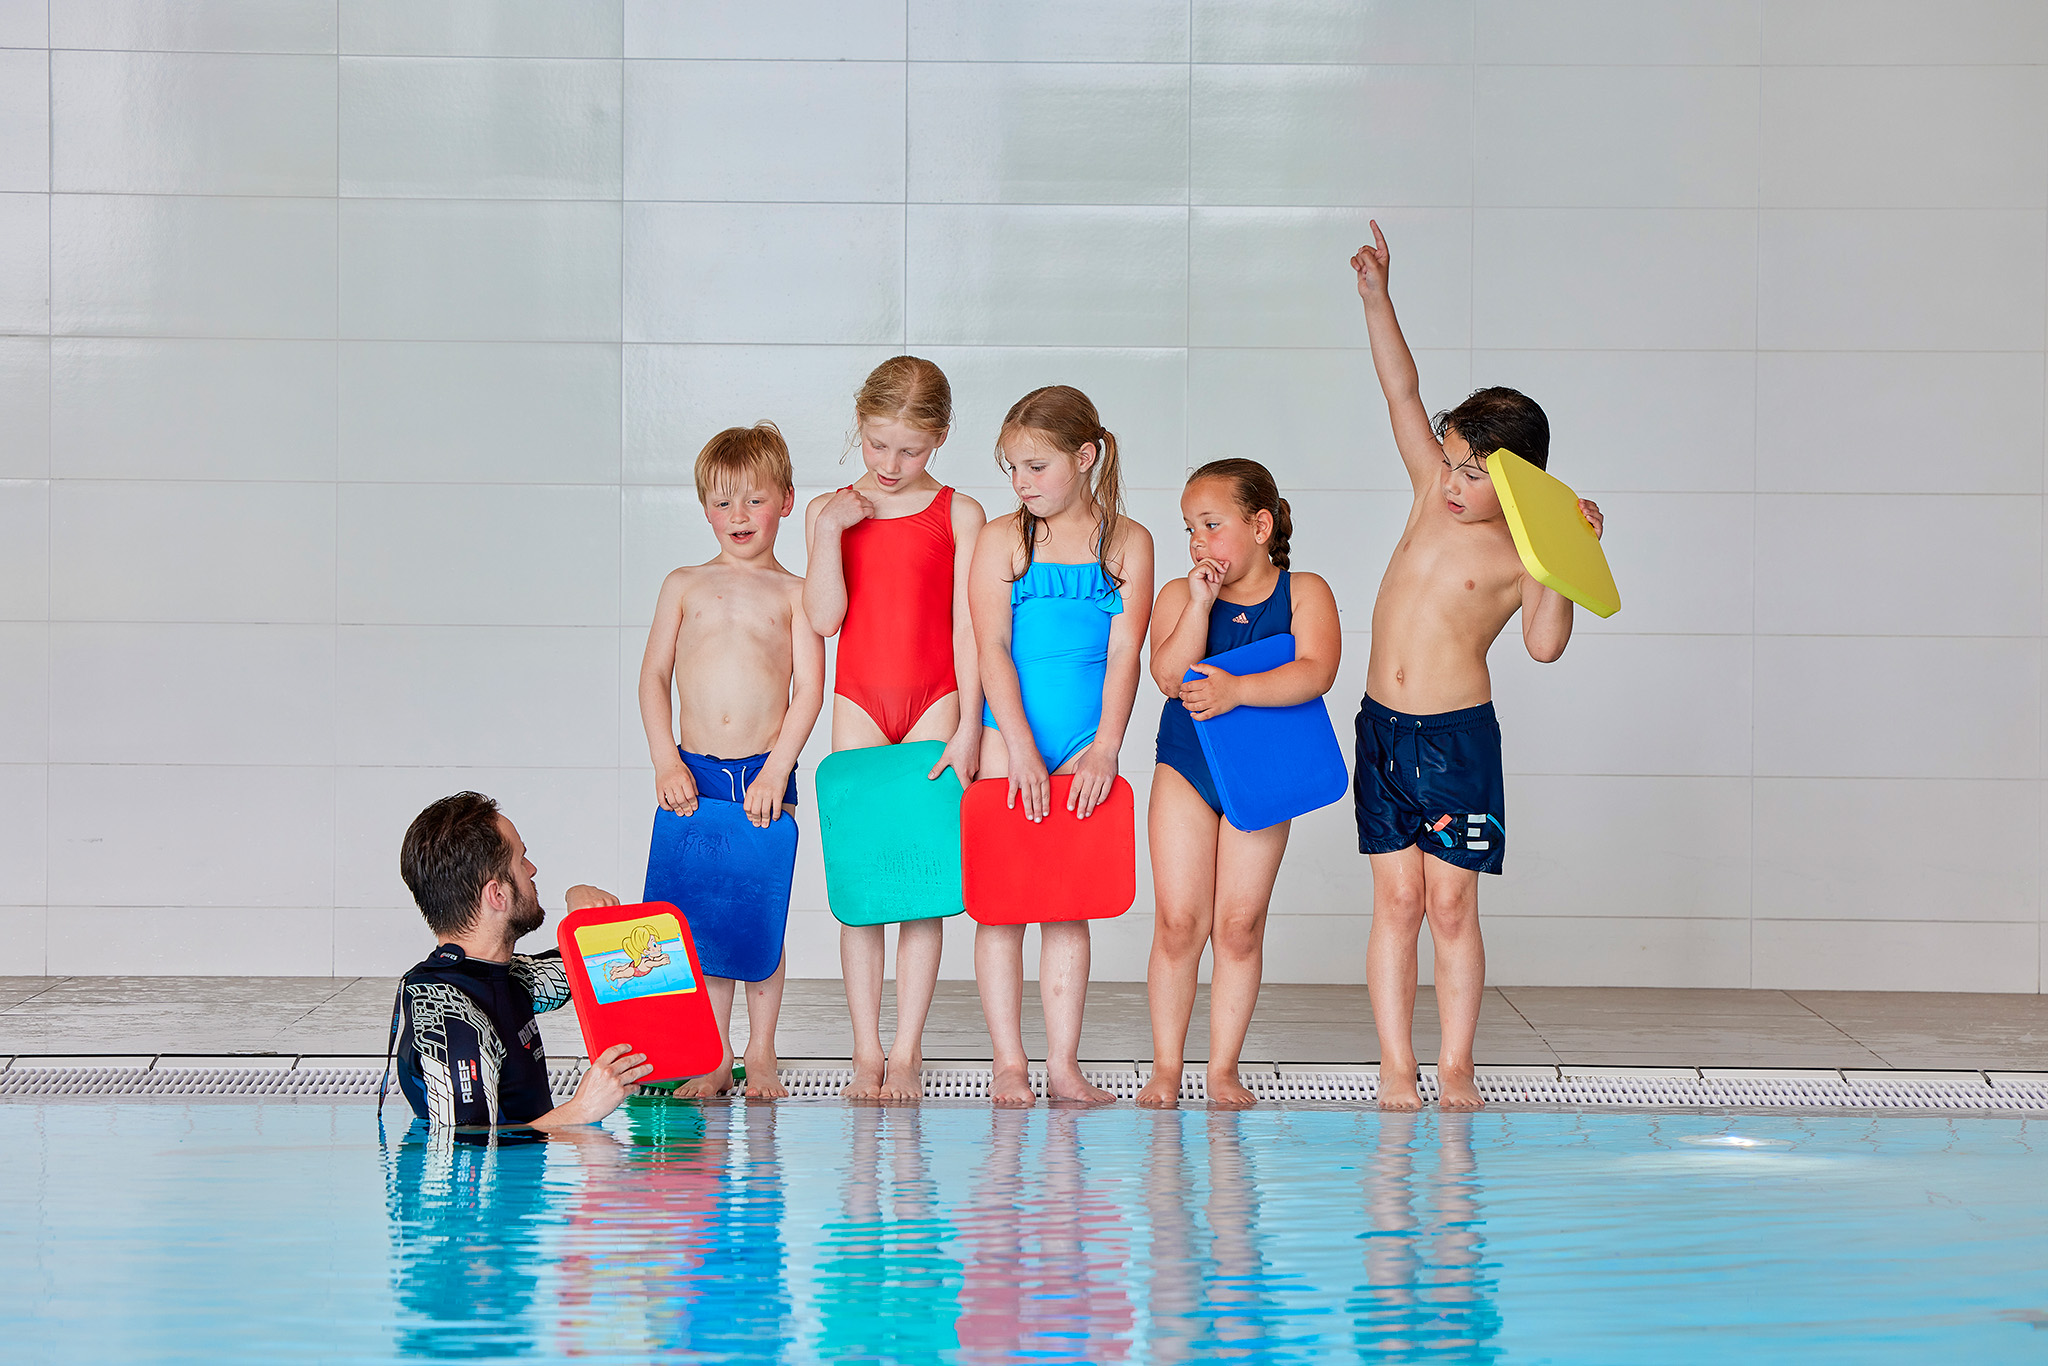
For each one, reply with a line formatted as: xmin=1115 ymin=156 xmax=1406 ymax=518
xmin=1232 ymin=612 xmax=1249 ymax=624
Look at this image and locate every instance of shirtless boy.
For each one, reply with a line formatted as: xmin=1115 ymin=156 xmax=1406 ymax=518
xmin=1350 ymin=222 xmax=1604 ymax=1112
xmin=637 ymin=421 xmax=826 ymax=1100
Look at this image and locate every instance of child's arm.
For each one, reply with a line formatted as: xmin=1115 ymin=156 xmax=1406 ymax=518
xmin=742 ymin=583 xmax=828 ymax=828
xmin=968 ymin=516 xmax=1047 ymax=818
xmin=1069 ymin=523 xmax=1154 ymax=819
xmin=932 ymin=492 xmax=989 ymax=790
xmin=636 ymin=569 xmax=700 ymax=816
xmin=1520 ymin=498 xmax=1604 ymax=663
xmin=1351 ymin=220 xmax=1443 ymax=493
xmin=1179 ymin=572 xmax=1342 ymax=720
xmin=1148 ymin=563 xmax=1224 ymax=696
xmin=801 ymin=488 xmax=874 ymax=638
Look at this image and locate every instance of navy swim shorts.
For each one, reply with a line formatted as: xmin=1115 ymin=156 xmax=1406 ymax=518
xmin=1353 ymin=696 xmax=1506 ymax=874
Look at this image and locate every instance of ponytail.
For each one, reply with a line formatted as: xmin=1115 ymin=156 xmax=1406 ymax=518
xmin=1187 ymin=458 xmax=1290 ymax=570
xmin=995 ymin=387 xmax=1128 ymax=590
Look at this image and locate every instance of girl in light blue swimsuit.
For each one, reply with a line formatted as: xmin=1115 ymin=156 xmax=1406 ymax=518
xmin=968 ymin=385 xmax=1154 ymax=1108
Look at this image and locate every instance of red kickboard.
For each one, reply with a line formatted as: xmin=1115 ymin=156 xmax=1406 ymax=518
xmin=557 ymin=901 xmax=723 ymax=1084
xmin=962 ymin=775 xmax=1137 ymax=925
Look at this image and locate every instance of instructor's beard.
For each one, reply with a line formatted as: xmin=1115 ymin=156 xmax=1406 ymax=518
xmin=507 ymin=880 xmax=546 ymax=939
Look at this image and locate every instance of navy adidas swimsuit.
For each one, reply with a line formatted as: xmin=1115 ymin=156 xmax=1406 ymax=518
xmin=1155 ymin=571 xmax=1293 ymax=815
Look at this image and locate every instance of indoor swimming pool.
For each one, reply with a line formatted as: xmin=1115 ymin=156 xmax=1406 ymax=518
xmin=3 ymin=1099 xmax=2043 ymax=1363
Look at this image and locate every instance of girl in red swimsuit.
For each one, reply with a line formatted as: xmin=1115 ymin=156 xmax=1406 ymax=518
xmin=803 ymin=356 xmax=987 ymax=1102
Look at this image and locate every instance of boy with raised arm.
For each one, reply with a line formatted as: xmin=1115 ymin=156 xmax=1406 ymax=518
xmin=1349 ymin=222 xmax=1604 ymax=1112
xmin=638 ymin=422 xmax=826 ymax=1100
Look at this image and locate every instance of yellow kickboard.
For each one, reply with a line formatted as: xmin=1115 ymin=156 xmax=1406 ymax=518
xmin=1486 ymin=448 xmax=1620 ymax=619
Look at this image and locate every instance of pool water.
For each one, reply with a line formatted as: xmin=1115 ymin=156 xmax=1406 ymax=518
xmin=2 ymin=1100 xmax=2044 ymax=1363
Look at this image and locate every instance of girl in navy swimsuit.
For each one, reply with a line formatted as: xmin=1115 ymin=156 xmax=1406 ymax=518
xmin=1139 ymin=460 xmax=1343 ymax=1108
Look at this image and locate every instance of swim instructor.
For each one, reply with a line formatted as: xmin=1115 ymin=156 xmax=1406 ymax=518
xmin=388 ymin=791 xmax=652 ymax=1128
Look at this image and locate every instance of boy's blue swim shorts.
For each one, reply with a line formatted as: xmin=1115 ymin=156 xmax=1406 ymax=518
xmin=1353 ymin=696 xmax=1506 ymax=875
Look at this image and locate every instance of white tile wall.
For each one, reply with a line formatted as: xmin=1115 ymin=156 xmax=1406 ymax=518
xmin=3 ymin=3 xmax=2043 ymax=992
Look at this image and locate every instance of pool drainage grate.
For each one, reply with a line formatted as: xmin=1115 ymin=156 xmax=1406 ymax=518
xmin=1 ymin=1059 xmax=2043 ymax=1111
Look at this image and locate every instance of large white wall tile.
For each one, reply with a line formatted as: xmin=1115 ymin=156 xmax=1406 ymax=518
xmin=0 ymin=624 xmax=46 ymax=762
xmin=1754 ymin=636 xmax=2040 ymax=779
xmin=343 ymin=1 xmax=623 ymax=57
xmin=1487 ymin=775 xmax=1751 ymax=920
xmin=1753 ymin=919 xmax=2037 ymax=994
xmin=912 ymin=64 xmax=1185 ymax=205
xmin=1757 ymin=353 xmax=2044 ymax=495
xmin=1474 ymin=209 xmax=1756 ymax=350
xmin=1186 ymin=348 xmax=1472 ymax=493
xmin=47 ymin=906 xmax=335 ymax=976
xmin=340 ymin=199 xmax=621 ymax=341
xmin=1283 ymin=490 xmax=1416 ymax=601
xmin=1192 ymin=208 xmax=1469 ymax=349
xmin=911 ymin=0 xmax=1187 ymax=60
xmin=1478 ymin=0 xmax=1759 ymax=63
xmin=339 ymin=342 xmax=619 ymax=484
xmin=53 ymin=52 xmax=337 ymax=197
xmin=623 ymin=344 xmax=896 ymax=487
xmin=52 ymin=195 xmax=336 ymax=339
xmin=1574 ymin=492 xmax=1753 ymax=637
xmin=0 ymin=765 xmax=46 ymax=904
xmin=629 ymin=60 xmax=903 ymax=202
xmin=1484 ymin=916 xmax=1750 ymax=988
xmin=342 ymin=58 xmax=621 ymax=199
xmin=334 ymin=905 xmax=429 ymax=975
xmin=1476 ymin=67 xmax=1757 ymax=208
xmin=1755 ymin=778 xmax=2038 ymax=923
xmin=0 ymin=0 xmax=46 ymax=46
xmin=0 ymin=478 xmax=46 ymax=619
xmin=908 ymin=206 xmax=1187 ymax=347
xmin=336 ymin=625 xmax=618 ymax=767
xmin=52 ymin=0 xmax=337 ymax=53
xmin=1193 ymin=65 xmax=1470 ymax=208
xmin=1194 ymin=0 xmax=1474 ymax=63
xmin=0 ymin=49 xmax=48 ymax=192
xmin=48 ymin=765 xmax=334 ymax=908
xmin=52 ymin=339 xmax=336 ymax=481
xmin=0 ymin=192 xmax=49 ymax=334
xmin=1759 ymin=210 xmax=2046 ymax=352
xmin=626 ymin=203 xmax=902 ymax=344
xmin=1763 ymin=0 xmax=2048 ymax=64
xmin=50 ymin=623 xmax=335 ymax=765
xmin=0 ymin=339 xmax=49 ymax=479
xmin=621 ymin=486 xmax=723 ymax=632
xmin=338 ymin=483 xmax=619 ymax=626
xmin=922 ymin=347 xmax=1188 ymax=490
xmin=625 ymin=0 xmax=904 ymax=60
xmin=1763 ymin=67 xmax=2047 ymax=210
xmin=50 ymin=481 xmax=335 ymax=624
xmin=0 ymin=907 xmax=45 ymax=973
xmin=1490 ymin=634 xmax=1753 ymax=776
xmin=1757 ymin=494 xmax=2041 ymax=637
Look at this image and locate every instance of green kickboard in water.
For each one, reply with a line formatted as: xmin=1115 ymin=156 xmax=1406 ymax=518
xmin=816 ymin=741 xmax=965 ymax=926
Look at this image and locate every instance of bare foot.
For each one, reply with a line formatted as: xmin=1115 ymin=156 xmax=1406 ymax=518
xmin=742 ymin=1050 xmax=787 ymax=1100
xmin=1136 ymin=1065 xmax=1183 ymax=1108
xmin=676 ymin=1063 xmax=734 ymax=1100
xmin=842 ymin=1051 xmax=886 ymax=1101
xmin=1437 ymin=1062 xmax=1486 ymax=1111
xmin=1047 ymin=1067 xmax=1116 ymax=1105
xmin=989 ymin=1060 xmax=1037 ymax=1107
xmin=1205 ymin=1066 xmax=1258 ymax=1108
xmin=878 ymin=1052 xmax=925 ymax=1102
xmin=1377 ymin=1062 xmax=1423 ymax=1112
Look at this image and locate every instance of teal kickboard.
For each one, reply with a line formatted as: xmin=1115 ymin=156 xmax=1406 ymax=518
xmin=815 ymin=740 xmax=965 ymax=926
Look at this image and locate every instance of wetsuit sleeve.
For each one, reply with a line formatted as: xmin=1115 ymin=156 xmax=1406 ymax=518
xmin=400 ymin=981 xmax=506 ymax=1128
xmin=511 ymin=949 xmax=572 ymax=1014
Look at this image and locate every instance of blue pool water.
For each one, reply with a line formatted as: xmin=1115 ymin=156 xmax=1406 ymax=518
xmin=2 ymin=1100 xmax=2044 ymax=1363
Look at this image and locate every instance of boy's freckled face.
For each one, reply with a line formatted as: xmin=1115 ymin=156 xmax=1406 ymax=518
xmin=1180 ymin=479 xmax=1265 ymax=581
xmin=860 ymin=417 xmax=946 ymax=491
xmin=702 ymin=481 xmax=795 ymax=558
xmin=1439 ymin=432 xmax=1501 ymax=522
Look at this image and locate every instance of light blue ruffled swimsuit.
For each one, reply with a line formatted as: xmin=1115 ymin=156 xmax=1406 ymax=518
xmin=981 ymin=559 xmax=1124 ymax=768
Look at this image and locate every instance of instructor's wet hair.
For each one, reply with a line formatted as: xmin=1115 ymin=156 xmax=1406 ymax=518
xmin=1187 ymin=458 xmax=1292 ymax=570
xmin=1433 ymin=386 xmax=1550 ymax=471
xmin=400 ymin=791 xmax=513 ymax=938
xmin=996 ymin=385 xmax=1128 ymax=590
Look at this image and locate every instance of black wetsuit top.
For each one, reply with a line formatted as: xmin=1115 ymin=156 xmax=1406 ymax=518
xmin=393 ymin=944 xmax=572 ymax=1127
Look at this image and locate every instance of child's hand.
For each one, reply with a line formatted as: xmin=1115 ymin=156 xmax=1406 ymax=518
xmin=654 ymin=760 xmax=699 ymax=817
xmin=1180 ymin=663 xmax=1242 ymax=721
xmin=1067 ymin=743 xmax=1119 ymax=820
xmin=1350 ymin=219 xmax=1390 ymax=301
xmin=817 ymin=487 xmax=877 ymax=534
xmin=1004 ymin=739 xmax=1052 ymax=823
xmin=1187 ymin=558 xmax=1226 ymax=610
xmin=566 ymin=884 xmax=620 ymax=912
xmin=929 ymin=728 xmax=981 ymax=790
xmin=1579 ymin=498 xmax=1603 ymax=540
xmin=743 ymin=768 xmax=789 ymax=828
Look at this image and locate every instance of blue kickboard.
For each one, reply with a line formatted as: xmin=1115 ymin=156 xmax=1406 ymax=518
xmin=1185 ymin=633 xmax=1351 ymax=832
xmin=641 ymin=797 xmax=797 ymax=983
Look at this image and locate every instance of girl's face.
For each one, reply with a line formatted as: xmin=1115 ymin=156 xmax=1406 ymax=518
xmin=1181 ymin=478 xmax=1272 ymax=582
xmin=859 ymin=416 xmax=947 ymax=492
xmin=1000 ymin=430 xmax=1094 ymax=519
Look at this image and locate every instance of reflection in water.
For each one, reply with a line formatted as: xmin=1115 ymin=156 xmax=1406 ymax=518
xmin=1350 ymin=1112 xmax=1502 ymax=1361
xmin=813 ymin=1107 xmax=963 ymax=1361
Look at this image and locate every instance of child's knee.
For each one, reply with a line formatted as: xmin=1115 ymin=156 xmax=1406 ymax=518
xmin=1152 ymin=905 xmax=1209 ymax=954
xmin=1212 ymin=906 xmax=1268 ymax=962
xmin=1423 ymin=883 xmax=1479 ymax=936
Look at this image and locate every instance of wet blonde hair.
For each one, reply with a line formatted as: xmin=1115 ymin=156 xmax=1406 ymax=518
xmin=996 ymin=385 xmax=1127 ymax=589
xmin=850 ymin=356 xmax=953 ymax=454
xmin=694 ymin=421 xmax=794 ymax=502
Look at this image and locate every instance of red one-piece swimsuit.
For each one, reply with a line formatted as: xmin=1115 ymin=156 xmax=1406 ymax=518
xmin=834 ymin=486 xmax=959 ymax=744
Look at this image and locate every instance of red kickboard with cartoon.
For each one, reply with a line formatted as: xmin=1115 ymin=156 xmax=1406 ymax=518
xmin=557 ymin=901 xmax=722 ymax=1084
xmin=962 ymin=775 xmax=1137 ymax=925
